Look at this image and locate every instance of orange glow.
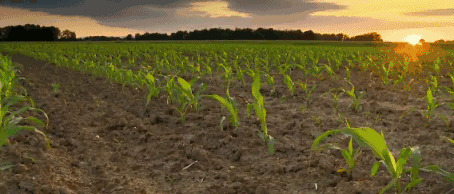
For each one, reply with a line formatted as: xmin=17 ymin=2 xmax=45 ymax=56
xmin=403 ymin=34 xmax=422 ymax=46
xmin=394 ymin=41 xmax=430 ymax=62
xmin=383 ymin=40 xmax=447 ymax=76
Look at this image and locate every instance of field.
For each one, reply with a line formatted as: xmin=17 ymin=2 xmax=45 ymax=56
xmin=0 ymin=41 xmax=454 ymax=193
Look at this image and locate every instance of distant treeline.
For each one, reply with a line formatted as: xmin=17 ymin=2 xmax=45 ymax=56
xmin=2 ymin=24 xmax=454 ymax=43
xmin=0 ymin=24 xmax=386 ymax=42
xmin=0 ymin=24 xmax=76 ymax=41
xmin=133 ymin=28 xmax=384 ymax=42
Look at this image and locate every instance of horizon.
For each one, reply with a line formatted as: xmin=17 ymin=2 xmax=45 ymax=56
xmin=1 ymin=0 xmax=453 ymax=42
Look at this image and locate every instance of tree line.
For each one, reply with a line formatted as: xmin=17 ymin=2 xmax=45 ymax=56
xmin=0 ymin=24 xmax=385 ymax=42
xmin=133 ymin=28 xmax=383 ymax=41
xmin=0 ymin=24 xmax=76 ymax=41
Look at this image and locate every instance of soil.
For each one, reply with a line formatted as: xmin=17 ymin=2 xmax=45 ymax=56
xmin=0 ymin=53 xmax=453 ymax=193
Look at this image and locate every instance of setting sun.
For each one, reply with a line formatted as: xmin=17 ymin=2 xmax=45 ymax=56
xmin=403 ymin=34 xmax=423 ymax=45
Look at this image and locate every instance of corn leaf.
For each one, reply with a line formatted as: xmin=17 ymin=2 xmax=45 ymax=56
xmin=177 ymin=77 xmax=192 ymax=92
xmin=371 ymin=161 xmax=381 ymax=177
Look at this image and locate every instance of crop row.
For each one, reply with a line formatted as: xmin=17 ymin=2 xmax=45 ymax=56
xmin=1 ymin=41 xmax=454 ymax=192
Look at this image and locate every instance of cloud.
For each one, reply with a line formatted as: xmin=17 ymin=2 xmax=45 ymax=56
xmin=0 ymin=6 xmax=145 ymax=37
xmin=0 ymin=0 xmax=195 ymax=17
xmin=0 ymin=0 xmax=346 ymax=18
xmin=187 ymin=1 xmax=251 ymax=18
xmin=406 ymin=8 xmax=454 ymax=16
xmin=226 ymin=0 xmax=346 ymax=16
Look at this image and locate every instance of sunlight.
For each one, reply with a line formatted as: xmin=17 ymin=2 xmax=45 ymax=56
xmin=188 ymin=1 xmax=251 ymax=18
xmin=403 ymin=34 xmax=423 ymax=46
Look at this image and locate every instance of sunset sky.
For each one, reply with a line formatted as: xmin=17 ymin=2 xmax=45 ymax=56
xmin=0 ymin=0 xmax=453 ymax=42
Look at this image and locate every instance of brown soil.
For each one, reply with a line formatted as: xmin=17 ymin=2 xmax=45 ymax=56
xmin=0 ymin=54 xmax=453 ymax=193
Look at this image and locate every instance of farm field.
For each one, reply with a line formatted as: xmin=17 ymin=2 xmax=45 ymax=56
xmin=0 ymin=41 xmax=454 ymax=193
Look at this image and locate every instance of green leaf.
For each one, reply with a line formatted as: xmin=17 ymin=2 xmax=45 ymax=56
xmin=0 ymin=164 xmax=14 ymax=171
xmin=341 ymin=149 xmax=352 ymax=161
xmin=421 ymin=165 xmax=454 ymax=182
xmin=177 ymin=77 xmax=192 ymax=92
xmin=380 ymin=176 xmax=399 ymax=194
xmin=405 ymin=178 xmax=423 ymax=191
xmin=371 ymin=161 xmax=381 ymax=177
xmin=252 ymin=72 xmax=262 ymax=101
xmin=25 ymin=116 xmax=45 ymax=127
xmin=311 ymin=129 xmax=341 ymax=151
xmin=395 ymin=147 xmax=411 ymax=175
xmin=348 ymin=137 xmax=353 ymax=154
xmin=410 ymin=147 xmax=422 ymax=182
xmin=205 ymin=94 xmax=239 ymax=128
xmin=145 ymin=73 xmax=155 ymax=84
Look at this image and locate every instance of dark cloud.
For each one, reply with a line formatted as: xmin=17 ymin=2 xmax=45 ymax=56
xmin=1 ymin=0 xmax=345 ymax=17
xmin=1 ymin=0 xmax=347 ymax=32
xmin=0 ymin=0 xmax=195 ymax=17
xmin=227 ymin=0 xmax=345 ymax=15
xmin=406 ymin=8 xmax=454 ymax=16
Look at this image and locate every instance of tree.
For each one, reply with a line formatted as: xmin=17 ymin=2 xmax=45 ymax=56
xmin=434 ymin=39 xmax=445 ymax=44
xmin=1 ymin=24 xmax=60 ymax=41
xmin=125 ymin=34 xmax=133 ymax=40
xmin=60 ymin=29 xmax=76 ymax=40
xmin=349 ymin=32 xmax=382 ymax=41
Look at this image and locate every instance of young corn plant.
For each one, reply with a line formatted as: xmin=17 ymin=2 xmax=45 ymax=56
xmin=0 ymin=55 xmax=48 ymax=149
xmin=299 ymin=81 xmax=316 ymax=108
xmin=337 ymin=137 xmax=361 ymax=177
xmin=424 ymin=87 xmax=439 ymax=124
xmin=283 ymin=73 xmax=295 ymax=96
xmin=265 ymin=73 xmax=275 ymax=94
xmin=419 ymin=136 xmax=454 ymax=183
xmin=144 ymin=72 xmax=160 ymax=106
xmin=205 ymin=86 xmax=239 ymax=130
xmin=247 ymin=73 xmax=275 ymax=155
xmin=382 ymin=61 xmax=394 ymax=85
xmin=166 ymin=76 xmax=206 ymax=123
xmin=312 ymin=127 xmax=424 ymax=193
xmin=329 ymin=88 xmax=342 ymax=113
xmin=324 ymin=64 xmax=338 ymax=81
xmin=345 ymin=67 xmax=351 ymax=82
xmin=51 ymin=83 xmax=61 ymax=95
xmin=343 ymin=82 xmax=366 ymax=112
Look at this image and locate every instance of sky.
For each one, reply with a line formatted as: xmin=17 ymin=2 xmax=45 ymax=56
xmin=0 ymin=0 xmax=453 ymax=42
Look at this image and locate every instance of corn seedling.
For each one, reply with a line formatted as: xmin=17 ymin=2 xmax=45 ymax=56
xmin=265 ymin=73 xmax=275 ymax=93
xmin=0 ymin=55 xmax=49 ymax=149
xmin=337 ymin=138 xmax=362 ymax=177
xmin=312 ymin=127 xmax=423 ymax=193
xmin=310 ymin=64 xmax=324 ymax=79
xmin=51 ymin=83 xmax=60 ymax=94
xmin=424 ymin=87 xmax=439 ymax=124
xmin=342 ymin=82 xmax=366 ymax=112
xmin=312 ymin=116 xmax=322 ymax=127
xmin=345 ymin=67 xmax=351 ymax=82
xmin=166 ymin=76 xmax=206 ymax=123
xmin=247 ymin=73 xmax=274 ymax=155
xmin=426 ymin=76 xmax=439 ymax=94
xmin=419 ymin=136 xmax=454 ymax=183
xmin=382 ymin=61 xmax=394 ymax=85
xmin=328 ymin=88 xmax=342 ymax=113
xmin=205 ymin=86 xmax=239 ymax=129
xmin=299 ymin=81 xmax=316 ymax=108
xmin=324 ymin=64 xmax=337 ymax=81
xmin=283 ymin=73 xmax=295 ymax=96
xmin=144 ymin=72 xmax=160 ymax=106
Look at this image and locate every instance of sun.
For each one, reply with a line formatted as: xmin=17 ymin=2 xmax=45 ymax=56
xmin=403 ymin=34 xmax=423 ymax=46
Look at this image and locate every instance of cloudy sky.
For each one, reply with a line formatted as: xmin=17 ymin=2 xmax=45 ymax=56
xmin=0 ymin=0 xmax=453 ymax=42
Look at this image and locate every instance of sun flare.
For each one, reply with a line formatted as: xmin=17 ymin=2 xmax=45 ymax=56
xmin=403 ymin=34 xmax=423 ymax=46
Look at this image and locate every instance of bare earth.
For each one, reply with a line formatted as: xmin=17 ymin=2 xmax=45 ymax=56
xmin=0 ymin=54 xmax=453 ymax=193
